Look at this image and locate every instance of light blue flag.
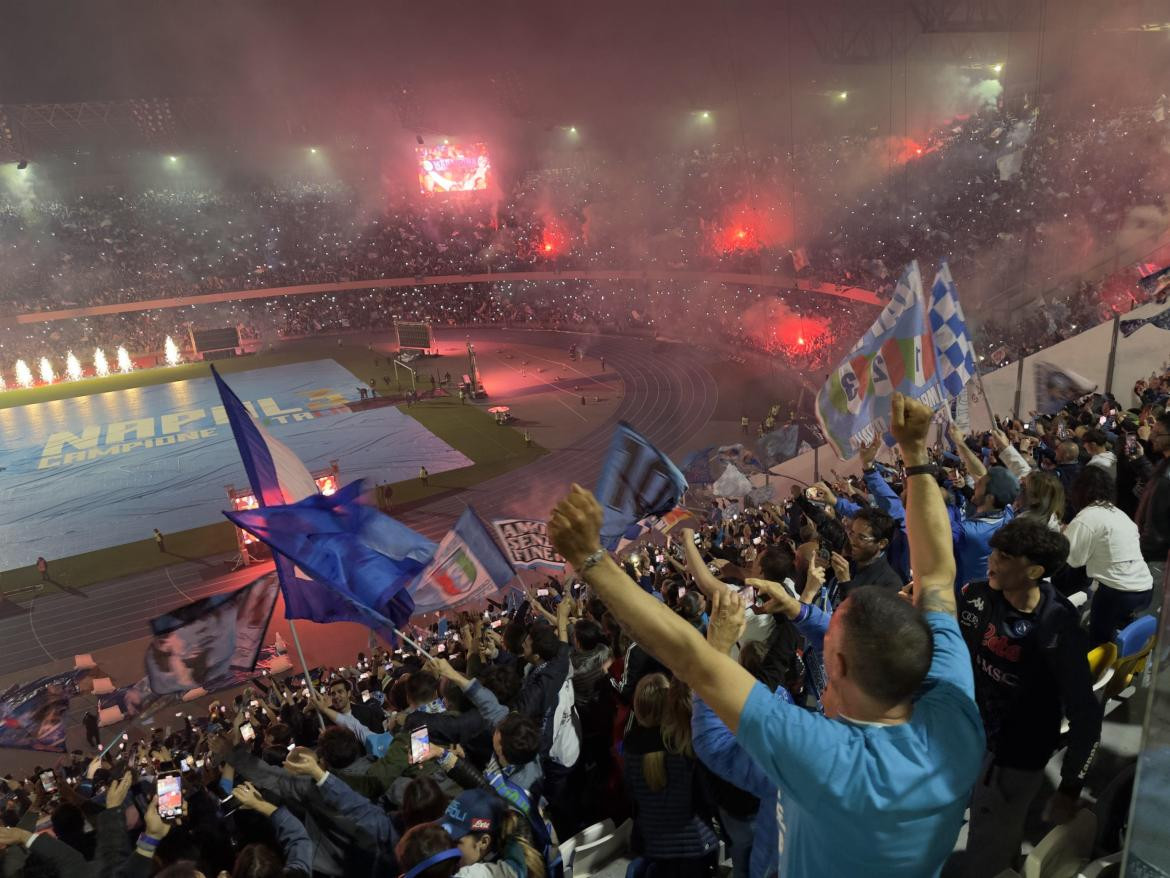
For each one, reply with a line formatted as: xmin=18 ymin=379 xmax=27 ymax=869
xmin=595 ymin=422 xmax=689 ymax=550
xmin=815 ymin=261 xmax=946 ymax=459
xmin=408 ymin=507 xmax=516 ymax=615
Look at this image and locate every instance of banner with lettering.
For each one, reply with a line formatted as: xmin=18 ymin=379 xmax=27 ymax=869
xmin=492 ymin=519 xmax=566 ymax=570
xmin=596 ymin=422 xmax=689 ymax=551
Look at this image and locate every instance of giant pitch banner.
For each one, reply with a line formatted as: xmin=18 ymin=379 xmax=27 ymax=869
xmin=0 ymin=360 xmax=472 ymax=570
xmin=492 ymin=519 xmax=566 ymax=570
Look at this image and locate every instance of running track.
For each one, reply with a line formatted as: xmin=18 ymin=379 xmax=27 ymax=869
xmin=0 ymin=329 xmax=718 ymax=678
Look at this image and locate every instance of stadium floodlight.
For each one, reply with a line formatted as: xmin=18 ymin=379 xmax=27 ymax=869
xmin=992 ymin=63 xmax=1004 ymax=74
xmin=838 ymin=91 xmax=848 ymax=100
xmin=168 ymin=155 xmax=178 ymax=163
xmin=699 ymin=111 xmax=711 ymax=119
xmin=568 ymin=126 xmax=577 ymax=134
xmin=309 ymin=147 xmax=318 ymax=154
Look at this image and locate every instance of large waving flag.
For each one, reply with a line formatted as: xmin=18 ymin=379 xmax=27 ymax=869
xmin=595 ymin=422 xmax=689 ymax=550
xmin=928 ymin=262 xmax=976 ymax=400
xmin=815 ymin=261 xmax=945 ymax=459
xmin=226 ymin=480 xmax=435 ymax=635
xmin=409 ymin=507 xmax=515 ymax=615
xmin=212 ymin=366 xmax=430 ymax=635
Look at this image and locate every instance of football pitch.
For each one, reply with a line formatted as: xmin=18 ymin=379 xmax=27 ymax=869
xmin=0 ymin=339 xmax=544 ymax=596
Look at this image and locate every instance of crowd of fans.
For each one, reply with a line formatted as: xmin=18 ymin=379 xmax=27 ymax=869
xmin=1 ymin=357 xmax=1166 ymax=876
xmin=2 ymin=95 xmax=1168 ymax=384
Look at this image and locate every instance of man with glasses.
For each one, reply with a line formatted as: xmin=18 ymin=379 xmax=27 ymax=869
xmin=828 ymin=508 xmax=905 ymax=605
xmin=1138 ymin=412 xmax=1170 ymax=597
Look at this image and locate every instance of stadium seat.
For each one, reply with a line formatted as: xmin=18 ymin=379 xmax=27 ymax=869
xmin=1022 ymin=810 xmax=1096 ymax=878
xmin=1087 ymin=643 xmax=1117 ymax=692
xmin=1103 ymin=615 xmax=1157 ymax=700
xmin=1076 ymin=852 xmax=1121 ymax=877
xmin=561 ymin=819 xmax=616 ymax=876
xmin=572 ymin=819 xmax=633 ymax=878
xmin=1062 ymin=645 xmax=1115 ymax=735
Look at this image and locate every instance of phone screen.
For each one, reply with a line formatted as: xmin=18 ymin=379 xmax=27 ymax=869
xmin=677 ymin=587 xmax=687 ymax=598
xmin=752 ymin=536 xmax=762 ymax=545
xmin=740 ymin=586 xmax=756 ymax=606
xmin=536 ymin=588 xmax=549 ymax=597
xmin=491 ymin=620 xmax=503 ymax=629
xmin=240 ymin=722 xmax=255 ymax=744
xmin=361 ymin=690 xmax=371 ymax=703
xmin=409 ymin=726 xmax=430 ymax=765
xmin=40 ymin=771 xmax=56 ymax=794
xmin=157 ymin=774 xmax=182 ymax=820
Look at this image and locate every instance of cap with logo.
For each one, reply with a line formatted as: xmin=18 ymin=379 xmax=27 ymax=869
xmin=440 ymin=789 xmax=505 ymax=839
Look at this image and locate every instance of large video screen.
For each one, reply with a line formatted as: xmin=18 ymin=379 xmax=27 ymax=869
xmin=416 ymin=143 xmax=490 ymax=194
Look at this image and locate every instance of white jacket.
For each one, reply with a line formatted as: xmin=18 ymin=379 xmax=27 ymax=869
xmin=1064 ymin=503 xmax=1152 ymax=592
xmin=1087 ymin=450 xmax=1117 ymax=477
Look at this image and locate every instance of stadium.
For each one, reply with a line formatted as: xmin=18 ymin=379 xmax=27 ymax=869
xmin=1 ymin=2 xmax=1169 ymax=876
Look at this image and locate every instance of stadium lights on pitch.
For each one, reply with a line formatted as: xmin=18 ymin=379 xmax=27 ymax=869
xmin=838 ymin=91 xmax=848 ymax=100
xmin=309 ymin=147 xmax=318 ymax=154
xmin=992 ymin=63 xmax=1004 ymax=74
xmin=168 ymin=155 xmax=177 ymax=162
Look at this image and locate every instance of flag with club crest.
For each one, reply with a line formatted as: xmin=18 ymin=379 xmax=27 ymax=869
xmin=928 ymin=261 xmax=977 ymax=400
xmin=815 ymin=261 xmax=946 ymax=459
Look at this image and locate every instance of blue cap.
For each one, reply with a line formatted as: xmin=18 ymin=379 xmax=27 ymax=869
xmin=440 ymin=789 xmax=504 ymax=839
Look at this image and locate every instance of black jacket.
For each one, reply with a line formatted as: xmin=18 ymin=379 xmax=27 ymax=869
xmin=1139 ymin=457 xmax=1170 ymax=562
xmin=958 ymin=580 xmax=1102 ymax=793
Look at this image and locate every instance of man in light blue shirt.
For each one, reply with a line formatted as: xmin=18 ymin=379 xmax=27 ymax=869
xmin=549 ymin=393 xmax=984 ymax=877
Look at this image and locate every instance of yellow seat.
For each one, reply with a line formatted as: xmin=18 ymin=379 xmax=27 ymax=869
xmin=1061 ymin=644 xmax=1115 ymax=735
xmin=1087 ymin=643 xmax=1117 ymax=694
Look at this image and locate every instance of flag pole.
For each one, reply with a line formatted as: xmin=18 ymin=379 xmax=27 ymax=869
xmin=391 ymin=628 xmax=434 ymax=661
xmin=287 ymin=619 xmax=326 ymax=731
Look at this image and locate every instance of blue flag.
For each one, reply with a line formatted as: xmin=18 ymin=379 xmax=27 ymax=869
xmin=928 ymin=262 xmax=976 ymax=399
xmin=595 ymin=422 xmax=689 ymax=550
xmin=409 ymin=507 xmax=515 ymax=615
xmin=1121 ymin=305 xmax=1170 ymax=337
xmin=211 ymin=365 xmax=344 ymax=623
xmin=226 ymin=480 xmax=435 ymax=636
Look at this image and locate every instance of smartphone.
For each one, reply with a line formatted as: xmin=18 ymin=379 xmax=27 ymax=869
xmin=179 ymin=757 xmax=192 ymax=774
xmin=240 ymin=722 xmax=255 ymax=744
xmin=195 ymin=759 xmax=205 ymax=769
xmin=752 ymin=536 xmax=762 ymax=545
xmin=678 ymin=587 xmax=687 ymax=598
xmin=358 ymin=672 xmax=370 ymax=681
xmin=409 ymin=726 xmax=430 ymax=765
xmin=286 ymin=742 xmax=295 ymax=753
xmin=436 ymin=644 xmax=446 ymax=654
xmin=491 ymin=620 xmax=503 ymax=629
xmin=301 ymin=688 xmax=310 ymax=698
xmin=40 ymin=771 xmax=56 ymax=794
xmin=1126 ymin=434 xmax=1139 ymax=456
xmin=740 ymin=587 xmax=756 ymax=606
xmin=536 ymin=588 xmax=549 ymax=597
xmin=361 ymin=690 xmax=371 ymax=703
xmin=250 ymin=700 xmax=259 ymax=709
xmin=157 ymin=774 xmax=182 ymax=820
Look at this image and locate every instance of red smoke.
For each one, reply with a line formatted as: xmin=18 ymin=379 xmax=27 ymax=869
xmin=708 ymin=201 xmax=794 ymax=256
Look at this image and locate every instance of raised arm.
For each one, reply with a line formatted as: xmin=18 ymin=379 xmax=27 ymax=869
xmin=948 ymin=422 xmax=987 ymax=480
xmin=551 ymin=487 xmax=756 ymax=733
xmin=681 ymin=527 xmax=733 ymax=599
xmin=896 ymin=394 xmax=957 ymax=615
